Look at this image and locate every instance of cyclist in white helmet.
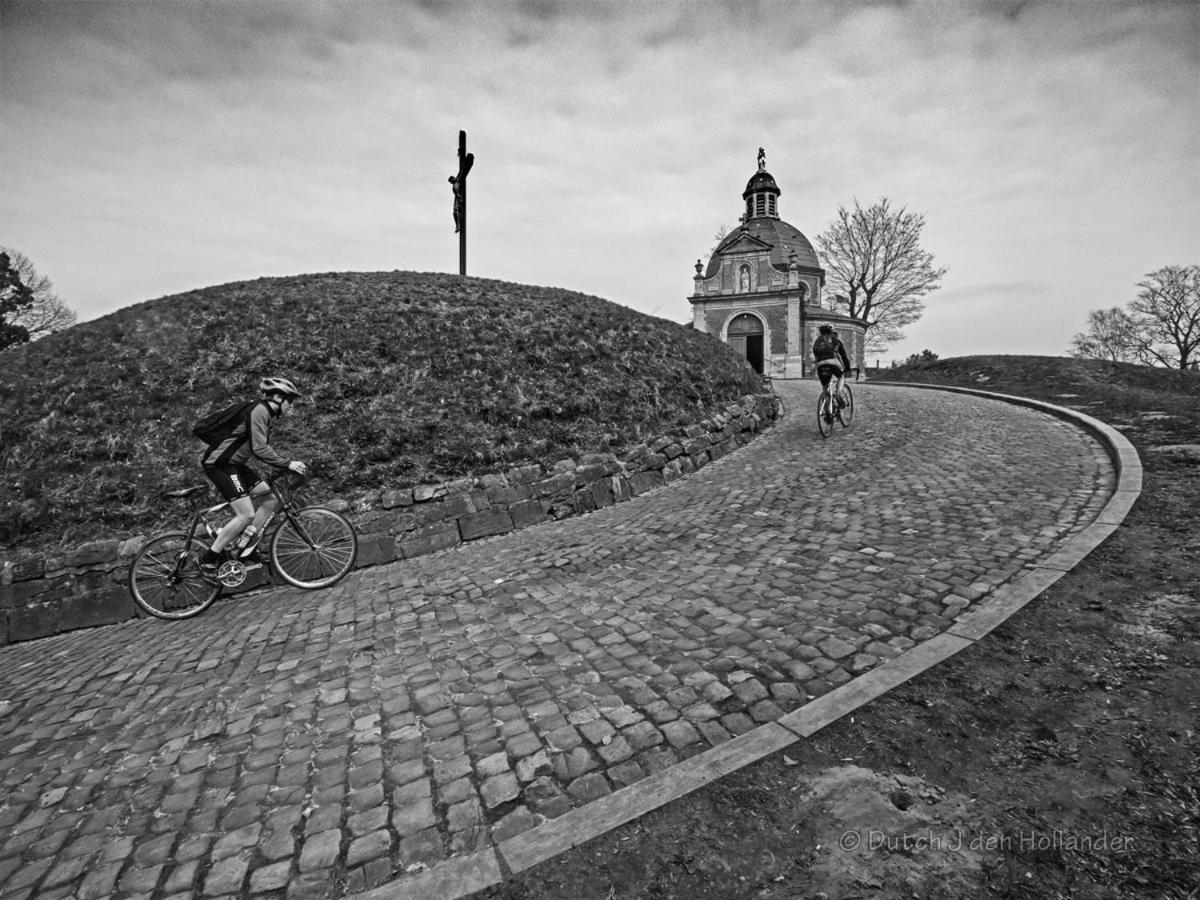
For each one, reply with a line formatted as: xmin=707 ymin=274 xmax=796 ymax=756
xmin=200 ymin=376 xmax=308 ymax=576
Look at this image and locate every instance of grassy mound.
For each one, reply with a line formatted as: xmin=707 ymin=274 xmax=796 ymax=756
xmin=0 ymin=271 xmax=762 ymax=551
xmin=876 ymin=354 xmax=1200 ymax=419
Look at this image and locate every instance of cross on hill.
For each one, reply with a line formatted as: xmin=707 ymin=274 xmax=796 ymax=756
xmin=449 ymin=130 xmax=475 ymax=277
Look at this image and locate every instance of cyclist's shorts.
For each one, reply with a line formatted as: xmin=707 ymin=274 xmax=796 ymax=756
xmin=203 ymin=462 xmax=262 ymax=502
xmin=815 ymin=360 xmax=843 ymax=387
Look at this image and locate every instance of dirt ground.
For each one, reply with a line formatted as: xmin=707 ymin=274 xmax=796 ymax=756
xmin=474 ymin=359 xmax=1200 ymax=900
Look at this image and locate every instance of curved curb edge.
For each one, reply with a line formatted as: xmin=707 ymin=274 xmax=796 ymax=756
xmin=349 ymin=382 xmax=1142 ymax=900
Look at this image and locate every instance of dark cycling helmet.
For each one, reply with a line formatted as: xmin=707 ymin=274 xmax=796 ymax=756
xmin=260 ymin=376 xmax=301 ymax=399
xmin=818 ymin=324 xmax=834 ymax=334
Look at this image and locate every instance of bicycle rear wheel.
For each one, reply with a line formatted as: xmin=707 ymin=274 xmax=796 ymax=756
xmin=129 ymin=533 xmax=221 ymax=619
xmin=837 ymin=385 xmax=855 ymax=426
xmin=271 ymin=507 xmax=358 ymax=589
xmin=817 ymin=391 xmax=834 ymax=438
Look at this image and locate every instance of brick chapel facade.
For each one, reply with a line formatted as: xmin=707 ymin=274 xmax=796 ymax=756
xmin=688 ymin=151 xmax=866 ymax=377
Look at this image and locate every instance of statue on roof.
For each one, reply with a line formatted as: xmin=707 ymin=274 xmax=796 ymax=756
xmin=757 ymin=147 xmax=766 ymax=171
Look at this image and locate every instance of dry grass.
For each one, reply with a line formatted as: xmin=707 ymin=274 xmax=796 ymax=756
xmin=0 ymin=271 xmax=762 ymax=552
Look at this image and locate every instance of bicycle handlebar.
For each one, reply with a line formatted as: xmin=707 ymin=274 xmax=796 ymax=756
xmin=275 ymin=468 xmax=309 ymax=489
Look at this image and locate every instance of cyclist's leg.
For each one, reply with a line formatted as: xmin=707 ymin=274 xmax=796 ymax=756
xmin=817 ymin=363 xmax=842 ymax=404
xmin=212 ymin=497 xmax=254 ymax=553
xmin=816 ymin=365 xmax=835 ymax=435
xmin=823 ymin=361 xmax=844 ymax=405
xmin=244 ymin=470 xmax=275 ymax=532
xmin=817 ymin=365 xmax=837 ymax=417
xmin=202 ymin=465 xmax=255 ymax=554
xmin=224 ymin=473 xmax=277 ymax=561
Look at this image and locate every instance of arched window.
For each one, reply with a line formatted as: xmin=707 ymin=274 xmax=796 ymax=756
xmin=727 ymin=313 xmax=764 ymax=336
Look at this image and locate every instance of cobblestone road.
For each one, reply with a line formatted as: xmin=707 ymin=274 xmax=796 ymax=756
xmin=0 ymin=382 xmax=1115 ymax=899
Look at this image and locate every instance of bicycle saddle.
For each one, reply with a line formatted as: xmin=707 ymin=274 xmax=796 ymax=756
xmin=162 ymin=485 xmax=207 ymax=500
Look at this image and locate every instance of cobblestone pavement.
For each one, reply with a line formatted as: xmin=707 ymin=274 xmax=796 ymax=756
xmin=0 ymin=382 xmax=1115 ymax=899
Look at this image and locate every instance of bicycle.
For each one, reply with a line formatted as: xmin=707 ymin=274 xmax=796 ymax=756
xmin=128 ymin=471 xmax=358 ymax=619
xmin=817 ymin=366 xmax=859 ymax=438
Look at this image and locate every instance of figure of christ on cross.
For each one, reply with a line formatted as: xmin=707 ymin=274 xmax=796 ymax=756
xmin=449 ymin=176 xmax=463 ymax=233
xmin=450 ymin=130 xmax=475 ymax=276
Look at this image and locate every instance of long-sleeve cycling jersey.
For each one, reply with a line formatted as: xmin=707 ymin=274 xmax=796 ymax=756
xmin=813 ymin=337 xmax=852 ymax=372
xmin=201 ymin=401 xmax=291 ymax=469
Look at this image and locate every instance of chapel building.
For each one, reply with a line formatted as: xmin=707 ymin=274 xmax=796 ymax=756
xmin=688 ymin=150 xmax=866 ymax=377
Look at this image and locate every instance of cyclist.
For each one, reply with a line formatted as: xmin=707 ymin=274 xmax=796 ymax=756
xmin=199 ymin=376 xmax=308 ymax=576
xmin=812 ymin=324 xmax=853 ymax=408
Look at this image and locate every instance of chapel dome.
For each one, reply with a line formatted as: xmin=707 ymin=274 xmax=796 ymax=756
xmin=704 ymin=217 xmax=822 ymax=279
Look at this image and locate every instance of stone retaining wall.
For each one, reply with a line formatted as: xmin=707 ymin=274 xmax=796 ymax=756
xmin=0 ymin=394 xmax=780 ymax=646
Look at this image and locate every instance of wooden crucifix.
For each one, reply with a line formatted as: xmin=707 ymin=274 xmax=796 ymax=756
xmin=449 ymin=130 xmax=475 ymax=277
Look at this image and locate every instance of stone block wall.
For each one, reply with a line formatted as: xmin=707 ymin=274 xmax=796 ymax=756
xmin=0 ymin=394 xmax=781 ymax=646
xmin=763 ymin=303 xmax=788 ymax=355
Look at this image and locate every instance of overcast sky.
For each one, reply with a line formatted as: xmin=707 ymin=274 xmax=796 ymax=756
xmin=3 ymin=0 xmax=1197 ymax=362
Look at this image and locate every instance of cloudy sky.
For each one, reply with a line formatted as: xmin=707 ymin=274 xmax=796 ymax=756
xmin=3 ymin=0 xmax=1197 ymax=362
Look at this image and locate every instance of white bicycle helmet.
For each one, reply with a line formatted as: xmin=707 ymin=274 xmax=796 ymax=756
xmin=260 ymin=376 xmax=301 ymax=399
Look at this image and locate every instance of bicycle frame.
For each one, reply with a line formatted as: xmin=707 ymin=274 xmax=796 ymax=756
xmin=174 ymin=474 xmax=308 ymax=569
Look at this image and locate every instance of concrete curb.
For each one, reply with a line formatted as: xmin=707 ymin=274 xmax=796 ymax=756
xmin=348 ymin=383 xmax=1142 ymax=900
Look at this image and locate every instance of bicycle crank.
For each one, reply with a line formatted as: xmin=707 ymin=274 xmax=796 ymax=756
xmin=217 ymin=559 xmax=248 ymax=588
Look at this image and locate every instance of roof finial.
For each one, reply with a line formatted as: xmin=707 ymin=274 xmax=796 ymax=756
xmin=757 ymin=147 xmax=766 ymax=172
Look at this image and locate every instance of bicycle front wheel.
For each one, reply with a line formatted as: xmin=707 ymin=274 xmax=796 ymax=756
xmin=838 ymin=385 xmax=855 ymax=426
xmin=129 ymin=533 xmax=221 ymax=619
xmin=817 ymin=392 xmax=834 ymax=438
xmin=271 ymin=507 xmax=358 ymax=589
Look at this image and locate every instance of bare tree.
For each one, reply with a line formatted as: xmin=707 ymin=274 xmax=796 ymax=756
xmin=815 ymin=198 xmax=947 ymax=349
xmin=703 ymin=223 xmax=729 ymax=270
xmin=1128 ymin=265 xmax=1200 ymax=370
xmin=0 ymin=247 xmax=77 ymax=345
xmin=1069 ymin=307 xmax=1146 ymax=363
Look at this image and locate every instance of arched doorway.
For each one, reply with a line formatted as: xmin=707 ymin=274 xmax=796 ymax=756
xmin=727 ymin=313 xmax=765 ymax=374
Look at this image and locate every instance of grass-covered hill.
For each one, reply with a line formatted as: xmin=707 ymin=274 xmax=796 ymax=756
xmin=876 ymin=354 xmax=1200 ymax=421
xmin=0 ymin=271 xmax=763 ymax=552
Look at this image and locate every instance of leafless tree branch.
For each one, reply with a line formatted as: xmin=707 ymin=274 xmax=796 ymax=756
xmin=815 ymin=198 xmax=946 ymax=350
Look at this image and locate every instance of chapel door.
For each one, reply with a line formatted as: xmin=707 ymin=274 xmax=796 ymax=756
xmin=727 ymin=314 xmax=765 ymax=374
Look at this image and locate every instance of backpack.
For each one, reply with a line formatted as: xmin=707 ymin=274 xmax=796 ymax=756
xmin=813 ymin=333 xmax=837 ymax=358
xmin=193 ymin=400 xmax=255 ymax=446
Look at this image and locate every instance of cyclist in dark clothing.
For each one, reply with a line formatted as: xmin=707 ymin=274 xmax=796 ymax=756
xmin=200 ymin=376 xmax=307 ymax=575
xmin=812 ymin=324 xmax=853 ymax=406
